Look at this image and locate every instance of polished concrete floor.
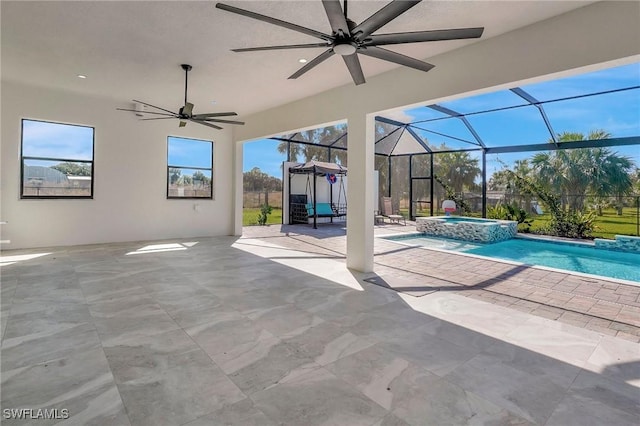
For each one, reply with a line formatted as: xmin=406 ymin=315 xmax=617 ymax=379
xmin=1 ymin=232 xmax=639 ymax=425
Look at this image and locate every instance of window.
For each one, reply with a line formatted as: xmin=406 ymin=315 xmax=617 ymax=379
xmin=21 ymin=119 xmax=94 ymax=198
xmin=167 ymin=136 xmax=213 ymax=199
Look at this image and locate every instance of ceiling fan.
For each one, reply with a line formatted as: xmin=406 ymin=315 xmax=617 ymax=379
xmin=117 ymin=64 xmax=244 ymax=130
xmin=215 ymin=0 xmax=484 ymax=85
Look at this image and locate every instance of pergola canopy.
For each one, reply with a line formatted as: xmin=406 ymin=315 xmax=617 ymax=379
xmin=289 ymin=160 xmax=347 ymax=175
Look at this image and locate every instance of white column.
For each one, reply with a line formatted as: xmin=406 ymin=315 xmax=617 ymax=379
xmin=232 ymin=140 xmax=243 ymax=236
xmin=346 ymin=113 xmax=375 ymax=272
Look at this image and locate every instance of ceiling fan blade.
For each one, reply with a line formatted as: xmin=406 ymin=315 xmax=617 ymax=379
xmin=116 ymin=108 xmax=176 ymax=117
xmin=181 ymin=102 xmax=194 ymax=116
xmin=366 ymin=27 xmax=485 ymax=45
xmin=232 ymin=43 xmax=329 ymax=52
xmin=289 ymin=48 xmax=335 ymax=79
xmin=132 ymin=99 xmax=177 ymax=115
xmin=342 ymin=54 xmax=365 ymax=85
xmin=179 ymin=121 xmax=187 ymax=128
xmin=216 ymin=3 xmax=332 ymax=42
xmin=191 ymin=120 xmax=223 ymax=130
xmin=352 ymin=0 xmax=421 ymax=41
xmin=322 ymin=0 xmax=350 ymax=36
xmin=140 ymin=117 xmax=178 ymax=121
xmin=191 ymin=112 xmax=238 ymax=119
xmin=201 ymin=118 xmax=245 ymax=125
xmin=359 ymin=46 xmax=434 ymax=72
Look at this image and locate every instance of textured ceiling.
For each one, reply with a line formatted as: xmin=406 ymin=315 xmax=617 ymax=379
xmin=1 ymin=1 xmax=592 ymax=117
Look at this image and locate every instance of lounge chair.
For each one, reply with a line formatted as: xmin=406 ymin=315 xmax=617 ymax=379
xmin=380 ymin=196 xmax=406 ymax=225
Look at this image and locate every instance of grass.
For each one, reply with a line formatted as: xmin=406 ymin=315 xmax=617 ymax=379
xmin=243 ymin=207 xmax=639 ymax=238
xmin=527 ymin=207 xmax=639 ymax=239
xmin=243 ymin=207 xmax=283 ymax=226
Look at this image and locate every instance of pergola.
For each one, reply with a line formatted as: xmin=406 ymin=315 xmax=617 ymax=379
xmin=271 ymin=65 xmax=640 ymax=219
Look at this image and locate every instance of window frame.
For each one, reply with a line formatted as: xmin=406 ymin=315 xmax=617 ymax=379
xmin=20 ymin=118 xmax=95 ymax=200
xmin=166 ymin=136 xmax=214 ymax=200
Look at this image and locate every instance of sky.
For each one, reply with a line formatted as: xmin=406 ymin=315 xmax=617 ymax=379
xmin=244 ymin=62 xmax=640 ymax=179
xmin=22 ymin=63 xmax=640 ymax=182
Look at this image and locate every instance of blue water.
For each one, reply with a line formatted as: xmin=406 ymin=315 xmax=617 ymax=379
xmin=383 ymin=234 xmax=640 ymax=282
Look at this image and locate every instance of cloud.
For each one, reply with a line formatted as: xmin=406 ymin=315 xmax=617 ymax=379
xmin=378 ymin=108 xmax=415 ymax=124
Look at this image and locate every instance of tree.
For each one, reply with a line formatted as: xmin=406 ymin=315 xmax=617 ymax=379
xmin=530 ymin=130 xmax=634 ymax=214
xmin=276 ymin=125 xmax=348 ymax=165
xmin=169 ymin=168 xmax=182 ymax=185
xmin=243 ymin=167 xmax=282 ymax=192
xmin=51 ymin=162 xmax=91 ymax=176
xmin=192 ymin=171 xmax=211 ymax=187
xmin=432 ymin=148 xmax=481 ymax=212
xmin=434 ymin=149 xmax=481 ymax=194
xmin=490 ymin=160 xmax=534 ymax=209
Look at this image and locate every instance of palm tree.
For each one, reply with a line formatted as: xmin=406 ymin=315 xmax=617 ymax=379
xmin=491 ymin=159 xmax=533 ymax=205
xmin=433 ymin=148 xmax=481 ymax=212
xmin=276 ymin=125 xmax=347 ymax=165
xmin=531 ymin=130 xmax=634 ymax=214
xmin=590 ymin=148 xmax=634 ymax=215
xmin=434 ymin=150 xmax=481 ymax=193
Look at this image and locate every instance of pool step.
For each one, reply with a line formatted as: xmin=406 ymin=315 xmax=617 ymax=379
xmin=594 ymin=235 xmax=640 ymax=254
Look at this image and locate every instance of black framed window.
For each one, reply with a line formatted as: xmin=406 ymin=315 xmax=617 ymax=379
xmin=21 ymin=119 xmax=95 ymax=199
xmin=167 ymin=136 xmax=213 ymax=199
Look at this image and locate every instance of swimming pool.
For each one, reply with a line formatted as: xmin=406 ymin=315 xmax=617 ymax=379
xmin=382 ymin=233 xmax=640 ymax=283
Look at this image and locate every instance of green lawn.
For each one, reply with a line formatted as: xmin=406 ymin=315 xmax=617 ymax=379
xmin=528 ymin=207 xmax=639 ymax=239
xmin=243 ymin=208 xmax=283 ymax=226
xmin=242 ymin=206 xmax=639 ymax=237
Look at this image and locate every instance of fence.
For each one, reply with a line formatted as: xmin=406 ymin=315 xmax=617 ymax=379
xmin=243 ymin=191 xmax=283 ymax=209
xmin=22 ymin=185 xmax=91 ymax=197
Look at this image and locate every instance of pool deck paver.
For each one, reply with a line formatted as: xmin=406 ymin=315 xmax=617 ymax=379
xmin=242 ymin=223 xmax=640 ymax=342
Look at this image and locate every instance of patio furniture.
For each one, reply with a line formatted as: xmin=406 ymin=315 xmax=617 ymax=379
xmin=381 ymin=196 xmax=406 ymax=225
xmin=289 ymin=161 xmax=347 ymax=229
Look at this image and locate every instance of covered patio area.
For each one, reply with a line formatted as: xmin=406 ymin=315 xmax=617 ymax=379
xmin=2 ymin=229 xmax=638 ymax=424
xmin=243 ymin=223 xmax=640 ymax=340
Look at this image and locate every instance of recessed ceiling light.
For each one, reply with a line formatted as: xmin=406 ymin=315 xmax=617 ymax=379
xmin=77 ymin=74 xmax=87 ymax=79
xmin=298 ymin=58 xmax=308 ymax=64
xmin=211 ymin=100 xmax=217 ymax=105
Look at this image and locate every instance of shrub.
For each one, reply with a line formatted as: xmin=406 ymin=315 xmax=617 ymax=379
xmin=505 ymin=170 xmax=596 ymax=239
xmin=487 ymin=202 xmax=533 ymax=231
xmin=257 ymin=204 xmax=273 ymax=226
xmin=539 ymin=210 xmax=597 ymax=239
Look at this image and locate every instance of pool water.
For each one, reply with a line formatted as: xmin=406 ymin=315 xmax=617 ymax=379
xmin=383 ymin=234 xmax=640 ymax=283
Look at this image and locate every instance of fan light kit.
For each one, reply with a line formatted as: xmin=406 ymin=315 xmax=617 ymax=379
xmin=215 ymin=0 xmax=484 ymax=85
xmin=117 ymin=64 xmax=244 ymax=130
xmin=333 ymin=43 xmax=357 ymax=56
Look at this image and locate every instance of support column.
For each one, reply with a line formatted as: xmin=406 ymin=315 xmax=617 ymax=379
xmin=346 ymin=113 xmax=375 ymax=272
xmin=232 ymin=140 xmax=244 ymax=236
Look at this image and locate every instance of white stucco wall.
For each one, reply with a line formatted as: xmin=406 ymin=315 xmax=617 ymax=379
xmin=1 ymin=81 xmax=235 ymax=249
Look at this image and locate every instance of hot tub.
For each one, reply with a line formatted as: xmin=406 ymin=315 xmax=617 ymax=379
xmin=415 ymin=216 xmax=517 ymax=243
